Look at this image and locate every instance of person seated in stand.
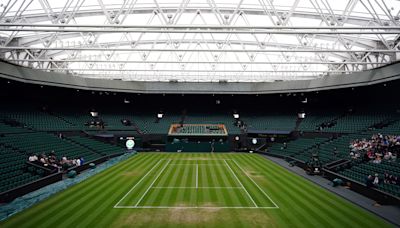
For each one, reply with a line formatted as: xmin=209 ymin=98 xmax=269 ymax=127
xmin=383 ymin=152 xmax=391 ymax=160
xmin=372 ymin=156 xmax=382 ymax=164
xmin=373 ymin=173 xmax=380 ymax=186
xmin=40 ymin=156 xmax=46 ymax=164
xmin=366 ymin=175 xmax=374 ymax=188
xmin=383 ymin=172 xmax=390 ymax=184
xmin=76 ymin=158 xmax=81 ymax=166
xmin=367 ymin=150 xmax=374 ymax=160
xmin=354 ymin=152 xmax=361 ymax=160
xmin=349 ymin=151 xmax=355 ymax=159
xmin=28 ymin=154 xmax=35 ymax=162
xmin=391 ymin=175 xmax=398 ymax=185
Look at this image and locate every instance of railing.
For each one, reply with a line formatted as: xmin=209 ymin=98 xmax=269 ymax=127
xmin=323 ymin=169 xmax=400 ymax=205
xmin=0 ymin=152 xmax=126 ymax=203
xmin=0 ymin=172 xmax=63 ymax=203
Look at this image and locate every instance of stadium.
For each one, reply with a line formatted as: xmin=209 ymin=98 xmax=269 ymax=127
xmin=0 ymin=0 xmax=400 ymax=227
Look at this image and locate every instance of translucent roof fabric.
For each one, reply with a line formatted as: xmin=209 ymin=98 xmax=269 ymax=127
xmin=0 ymin=0 xmax=399 ymax=82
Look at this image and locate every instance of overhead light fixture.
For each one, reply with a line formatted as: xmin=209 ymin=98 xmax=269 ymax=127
xmin=233 ymin=113 xmax=240 ymax=119
xmin=298 ymin=112 xmax=306 ymax=119
xmin=90 ymin=110 xmax=98 ymax=117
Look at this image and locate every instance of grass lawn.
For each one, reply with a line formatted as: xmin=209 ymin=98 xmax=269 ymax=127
xmin=0 ymin=153 xmax=393 ymax=228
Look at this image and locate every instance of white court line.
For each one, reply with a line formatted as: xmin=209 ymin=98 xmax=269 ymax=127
xmin=232 ymin=159 xmax=279 ymax=208
xmin=134 ymin=159 xmax=172 ymax=207
xmin=152 ymin=187 xmax=243 ymax=189
xmin=223 ymin=159 xmax=258 ymax=208
xmin=168 ymin=164 xmax=227 ymax=166
xmin=114 ymin=206 xmax=279 ymax=209
xmin=113 ymin=159 xmax=163 ymax=208
xmin=165 ymin=159 xmax=232 ymax=161
xmin=196 ymin=162 xmax=198 ymax=189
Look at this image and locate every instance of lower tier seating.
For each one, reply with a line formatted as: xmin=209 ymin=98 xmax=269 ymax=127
xmin=339 ymin=161 xmax=400 ymax=197
xmin=0 ymin=144 xmax=41 ymax=193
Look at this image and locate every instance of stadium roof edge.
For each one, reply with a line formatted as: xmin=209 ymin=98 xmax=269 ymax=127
xmin=0 ymin=60 xmax=399 ymax=95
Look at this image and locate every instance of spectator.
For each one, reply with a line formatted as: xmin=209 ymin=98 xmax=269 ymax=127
xmin=384 ymin=172 xmax=390 ymax=184
xmin=366 ymin=175 xmax=374 ymax=188
xmin=373 ymin=173 xmax=379 ymax=186
xmin=391 ymin=176 xmax=398 ymax=185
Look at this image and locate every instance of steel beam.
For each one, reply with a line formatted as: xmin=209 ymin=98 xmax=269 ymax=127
xmin=1 ymin=47 xmax=398 ymax=52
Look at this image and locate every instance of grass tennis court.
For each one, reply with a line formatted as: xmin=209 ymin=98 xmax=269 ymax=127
xmin=1 ymin=153 xmax=393 ymax=228
xmin=115 ymin=158 xmax=277 ymax=209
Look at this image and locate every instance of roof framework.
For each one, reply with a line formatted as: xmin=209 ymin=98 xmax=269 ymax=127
xmin=0 ymin=0 xmax=399 ymax=82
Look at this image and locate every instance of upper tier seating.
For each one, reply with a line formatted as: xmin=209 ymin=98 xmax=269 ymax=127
xmin=242 ymin=113 xmax=297 ymax=132
xmin=0 ymin=105 xmax=77 ymax=131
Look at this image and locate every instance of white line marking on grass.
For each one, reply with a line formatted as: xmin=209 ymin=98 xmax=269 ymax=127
xmin=113 ymin=159 xmax=164 ymax=208
xmin=151 ymin=187 xmax=243 ymax=189
xmin=134 ymin=159 xmax=172 ymax=207
xmin=114 ymin=206 xmax=279 ymax=209
xmin=232 ymin=159 xmax=279 ymax=208
xmin=224 ymin=159 xmax=258 ymax=208
xmin=168 ymin=164 xmax=226 ymax=166
xmin=169 ymin=159 xmax=232 ymax=161
xmin=196 ymin=162 xmax=198 ymax=189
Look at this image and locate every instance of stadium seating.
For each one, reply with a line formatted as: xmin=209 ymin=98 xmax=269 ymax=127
xmin=0 ymin=144 xmax=41 ymax=193
xmin=298 ymin=110 xmax=342 ymax=132
xmin=242 ymin=113 xmax=297 ymax=132
xmin=66 ymin=136 xmax=124 ymax=156
xmin=0 ymin=132 xmax=101 ymax=162
xmin=184 ymin=113 xmax=241 ymax=134
xmin=295 ymin=133 xmax=371 ymax=163
xmin=0 ymin=122 xmax=32 ymax=134
xmin=268 ymin=137 xmax=327 ymax=158
xmin=0 ymin=105 xmax=77 ymax=131
xmin=339 ymin=161 xmax=400 ymax=197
